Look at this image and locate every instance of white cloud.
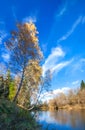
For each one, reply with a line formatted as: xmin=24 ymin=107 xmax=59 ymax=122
xmin=2 ymin=53 xmax=10 ymax=61
xmin=51 ymin=60 xmax=73 ymax=74
xmin=57 ymin=16 xmax=83 ymax=43
xmin=42 ymin=46 xmax=72 ymax=76
xmin=45 ymin=47 xmax=65 ymax=64
xmin=22 ymin=16 xmax=37 ymax=23
xmin=40 ymin=87 xmax=71 ymax=102
xmin=53 ymin=87 xmax=71 ymax=95
xmin=42 ymin=47 xmax=65 ymax=76
xmin=72 ymin=80 xmax=79 ymax=85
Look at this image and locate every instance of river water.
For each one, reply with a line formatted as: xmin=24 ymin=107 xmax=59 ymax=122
xmin=36 ymin=109 xmax=85 ymax=130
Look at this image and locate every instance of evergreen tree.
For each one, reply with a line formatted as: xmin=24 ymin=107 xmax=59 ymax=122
xmin=2 ymin=70 xmax=16 ymax=100
xmin=80 ymin=80 xmax=85 ymax=90
xmin=6 ymin=70 xmax=16 ymax=100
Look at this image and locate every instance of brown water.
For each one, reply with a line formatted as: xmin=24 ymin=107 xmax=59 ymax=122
xmin=37 ymin=109 xmax=85 ymax=130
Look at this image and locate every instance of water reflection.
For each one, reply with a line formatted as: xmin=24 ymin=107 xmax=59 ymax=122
xmin=37 ymin=110 xmax=85 ymax=130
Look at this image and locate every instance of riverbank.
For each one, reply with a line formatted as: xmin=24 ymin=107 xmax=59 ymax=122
xmin=0 ymin=99 xmax=40 ymax=130
xmin=58 ymin=104 xmax=85 ymax=110
xmin=39 ymin=104 xmax=85 ymax=111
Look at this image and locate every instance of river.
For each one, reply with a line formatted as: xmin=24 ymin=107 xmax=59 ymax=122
xmin=36 ymin=109 xmax=85 ymax=130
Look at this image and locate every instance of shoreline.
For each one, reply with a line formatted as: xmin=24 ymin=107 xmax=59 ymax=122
xmin=58 ymin=104 xmax=85 ymax=110
xmin=39 ymin=104 xmax=85 ymax=111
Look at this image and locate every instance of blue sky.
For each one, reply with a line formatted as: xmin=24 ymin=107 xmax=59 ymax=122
xmin=0 ymin=0 xmax=85 ymax=94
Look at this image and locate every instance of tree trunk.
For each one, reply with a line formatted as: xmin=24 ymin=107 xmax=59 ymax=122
xmin=13 ymin=70 xmax=24 ymax=102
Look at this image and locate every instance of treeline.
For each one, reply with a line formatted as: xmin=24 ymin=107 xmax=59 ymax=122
xmin=48 ymin=80 xmax=85 ymax=110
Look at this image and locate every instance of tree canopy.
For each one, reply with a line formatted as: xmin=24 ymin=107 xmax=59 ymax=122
xmin=5 ymin=22 xmax=43 ymax=103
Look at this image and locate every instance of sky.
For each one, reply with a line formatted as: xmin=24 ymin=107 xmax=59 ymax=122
xmin=0 ymin=0 xmax=85 ymax=99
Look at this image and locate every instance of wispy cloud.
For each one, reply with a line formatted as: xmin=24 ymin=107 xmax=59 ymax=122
xmin=51 ymin=60 xmax=73 ymax=74
xmin=0 ymin=63 xmax=7 ymax=76
xmin=41 ymin=43 xmax=47 ymax=54
xmin=12 ymin=6 xmax=17 ymax=21
xmin=65 ymin=57 xmax=85 ymax=79
xmin=42 ymin=46 xmax=72 ymax=76
xmin=0 ymin=31 xmax=7 ymax=44
xmin=72 ymin=80 xmax=79 ymax=85
xmin=45 ymin=47 xmax=65 ymax=64
xmin=22 ymin=16 xmax=37 ymax=23
xmin=82 ymin=16 xmax=85 ymax=24
xmin=57 ymin=16 xmax=83 ymax=43
xmin=40 ymin=87 xmax=71 ymax=102
xmin=72 ymin=58 xmax=85 ymax=73
xmin=42 ymin=47 xmax=65 ymax=75
xmin=57 ymin=6 xmax=67 ymax=17
xmin=2 ymin=53 xmax=10 ymax=62
xmin=56 ymin=1 xmax=68 ymax=18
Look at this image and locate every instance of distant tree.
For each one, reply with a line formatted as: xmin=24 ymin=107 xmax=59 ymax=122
xmin=57 ymin=92 xmax=67 ymax=106
xmin=49 ymin=99 xmax=58 ymax=110
xmin=80 ymin=80 xmax=85 ymax=90
xmin=5 ymin=22 xmax=43 ymax=102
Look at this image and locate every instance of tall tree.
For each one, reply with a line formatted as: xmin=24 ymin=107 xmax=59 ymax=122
xmin=80 ymin=80 xmax=85 ymax=90
xmin=5 ymin=22 xmax=43 ymax=102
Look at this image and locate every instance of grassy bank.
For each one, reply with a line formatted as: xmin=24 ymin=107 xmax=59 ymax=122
xmin=0 ymin=99 xmax=40 ymax=130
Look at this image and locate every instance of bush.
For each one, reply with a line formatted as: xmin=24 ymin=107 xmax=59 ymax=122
xmin=0 ymin=99 xmax=40 ymax=130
